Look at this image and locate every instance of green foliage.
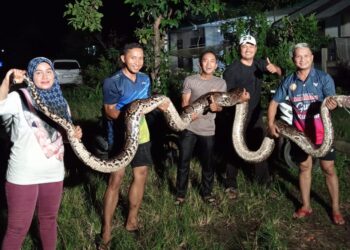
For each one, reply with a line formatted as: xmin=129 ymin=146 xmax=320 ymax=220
xmin=222 ymin=14 xmax=328 ymax=73
xmin=62 ymin=85 xmax=102 ymax=122
xmin=150 ymin=51 xmax=172 ymax=95
xmin=63 ymin=0 xmax=224 ymax=94
xmin=124 ymin=0 xmax=225 ymax=95
xmin=83 ymin=48 xmax=120 ymax=88
xmin=64 ymin=0 xmax=103 ymax=32
xmin=221 ymin=13 xmax=330 ymax=102
xmin=165 ymin=68 xmax=192 ymax=108
xmin=268 ymin=14 xmax=330 ymax=75
xmin=332 ymin=108 xmax=350 ymax=142
xmin=256 ymin=218 xmax=286 ymax=248
xmin=221 ymin=13 xmax=270 ymax=66
xmin=125 ymin=0 xmax=224 ymax=31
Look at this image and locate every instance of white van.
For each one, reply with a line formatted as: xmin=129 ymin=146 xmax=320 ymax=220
xmin=53 ymin=59 xmax=83 ymax=85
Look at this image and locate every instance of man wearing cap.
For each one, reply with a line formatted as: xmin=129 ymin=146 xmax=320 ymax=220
xmin=217 ymin=34 xmax=282 ymax=199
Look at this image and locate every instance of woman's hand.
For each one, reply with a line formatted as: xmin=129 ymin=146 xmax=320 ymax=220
xmin=1 ymin=69 xmax=26 ymax=100
xmin=3 ymin=69 xmax=26 ymax=86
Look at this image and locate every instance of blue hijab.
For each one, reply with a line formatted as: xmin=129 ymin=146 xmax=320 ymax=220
xmin=27 ymin=57 xmax=72 ymax=122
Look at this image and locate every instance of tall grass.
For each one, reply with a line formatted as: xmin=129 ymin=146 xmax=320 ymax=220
xmin=62 ymin=85 xmax=103 ymax=122
xmin=32 ymin=152 xmax=346 ymax=250
xmin=332 ymin=108 xmax=350 ymax=142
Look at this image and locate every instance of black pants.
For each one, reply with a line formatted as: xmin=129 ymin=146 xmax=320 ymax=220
xmin=176 ymin=130 xmax=215 ymax=198
xmin=224 ymin=116 xmax=270 ymax=188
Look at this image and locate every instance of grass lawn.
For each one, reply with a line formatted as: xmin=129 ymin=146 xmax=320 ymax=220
xmin=4 ymin=148 xmax=348 ymax=249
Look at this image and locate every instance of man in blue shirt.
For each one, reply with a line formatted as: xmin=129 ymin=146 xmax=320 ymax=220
xmin=268 ymin=43 xmax=344 ymax=225
xmin=99 ymin=43 xmax=155 ymax=247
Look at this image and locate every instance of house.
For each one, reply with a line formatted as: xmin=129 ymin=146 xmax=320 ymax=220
xmin=275 ymin=0 xmax=350 ymax=65
xmin=168 ymin=0 xmax=350 ymax=72
xmin=168 ymin=20 xmax=226 ymax=72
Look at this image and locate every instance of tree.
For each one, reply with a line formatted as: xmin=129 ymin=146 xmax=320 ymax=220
xmin=64 ymin=0 xmax=103 ymax=32
xmin=64 ymin=0 xmax=106 ymax=50
xmin=123 ymin=0 xmax=224 ymax=92
xmin=64 ymin=0 xmax=224 ymax=93
xmin=220 ymin=12 xmax=330 ymax=107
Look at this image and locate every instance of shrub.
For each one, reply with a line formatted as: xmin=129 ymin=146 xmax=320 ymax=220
xmin=83 ymin=48 xmax=120 ymax=88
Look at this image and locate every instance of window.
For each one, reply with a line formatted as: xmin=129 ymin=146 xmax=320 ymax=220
xmin=190 ymin=37 xmax=205 ymax=48
xmin=177 ymin=39 xmax=183 ymax=49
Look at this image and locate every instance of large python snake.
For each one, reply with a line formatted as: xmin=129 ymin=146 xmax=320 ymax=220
xmin=233 ymin=96 xmax=350 ymax=163
xmin=23 ymin=75 xmax=350 ymax=168
xmin=23 ymin=76 xmax=245 ymax=173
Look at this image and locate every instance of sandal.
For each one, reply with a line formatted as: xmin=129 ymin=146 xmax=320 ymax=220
xmin=203 ymin=194 xmax=217 ymax=205
xmin=98 ymin=241 xmax=111 ymax=250
xmin=293 ymin=208 xmax=313 ymax=219
xmin=126 ymin=228 xmax=141 ymax=239
xmin=225 ymin=187 xmax=238 ymax=200
xmin=333 ymin=213 xmax=345 ymax=225
xmin=174 ymin=197 xmax=185 ymax=206
xmin=95 ymin=235 xmax=111 ymax=250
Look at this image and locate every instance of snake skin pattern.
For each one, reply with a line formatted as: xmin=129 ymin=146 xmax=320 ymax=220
xmin=163 ymin=88 xmax=245 ymax=131
xmin=24 ymin=76 xmax=244 ymax=173
xmin=233 ymin=95 xmax=350 ymax=163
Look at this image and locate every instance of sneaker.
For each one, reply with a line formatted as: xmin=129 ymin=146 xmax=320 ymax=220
xmin=225 ymin=187 xmax=238 ymax=200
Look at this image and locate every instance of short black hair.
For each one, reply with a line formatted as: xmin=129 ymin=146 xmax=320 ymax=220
xmin=199 ymin=50 xmax=218 ymax=63
xmin=123 ymin=42 xmax=143 ymax=55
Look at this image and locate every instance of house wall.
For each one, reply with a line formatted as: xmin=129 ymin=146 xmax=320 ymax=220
xmin=324 ymin=9 xmax=350 ymax=38
xmin=169 ymin=28 xmax=207 ymax=70
xmin=204 ymin=26 xmax=223 ymax=46
xmin=341 ymin=11 xmax=350 ymax=37
xmin=324 ymin=15 xmax=340 ymax=38
xmin=169 ymin=32 xmax=178 ymax=70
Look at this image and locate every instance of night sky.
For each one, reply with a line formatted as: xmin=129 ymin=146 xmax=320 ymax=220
xmin=0 ymin=1 xmax=137 ymax=74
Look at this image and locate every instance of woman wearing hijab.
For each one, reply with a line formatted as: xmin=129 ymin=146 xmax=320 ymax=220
xmin=0 ymin=57 xmax=82 ymax=249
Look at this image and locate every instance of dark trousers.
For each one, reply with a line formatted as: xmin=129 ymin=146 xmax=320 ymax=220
xmin=225 ymin=156 xmax=270 ymax=188
xmin=176 ymin=130 xmax=215 ymax=198
xmin=225 ymin=116 xmax=270 ymax=188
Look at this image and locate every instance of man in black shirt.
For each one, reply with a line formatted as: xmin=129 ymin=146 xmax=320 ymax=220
xmin=219 ymin=35 xmax=282 ymax=199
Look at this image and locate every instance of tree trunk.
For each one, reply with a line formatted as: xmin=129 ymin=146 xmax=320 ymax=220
xmin=152 ymin=15 xmax=162 ymax=83
xmin=93 ymin=33 xmax=107 ymax=51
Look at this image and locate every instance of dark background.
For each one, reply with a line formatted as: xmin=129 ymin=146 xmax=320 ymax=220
xmin=0 ymin=0 xmax=137 ymax=77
